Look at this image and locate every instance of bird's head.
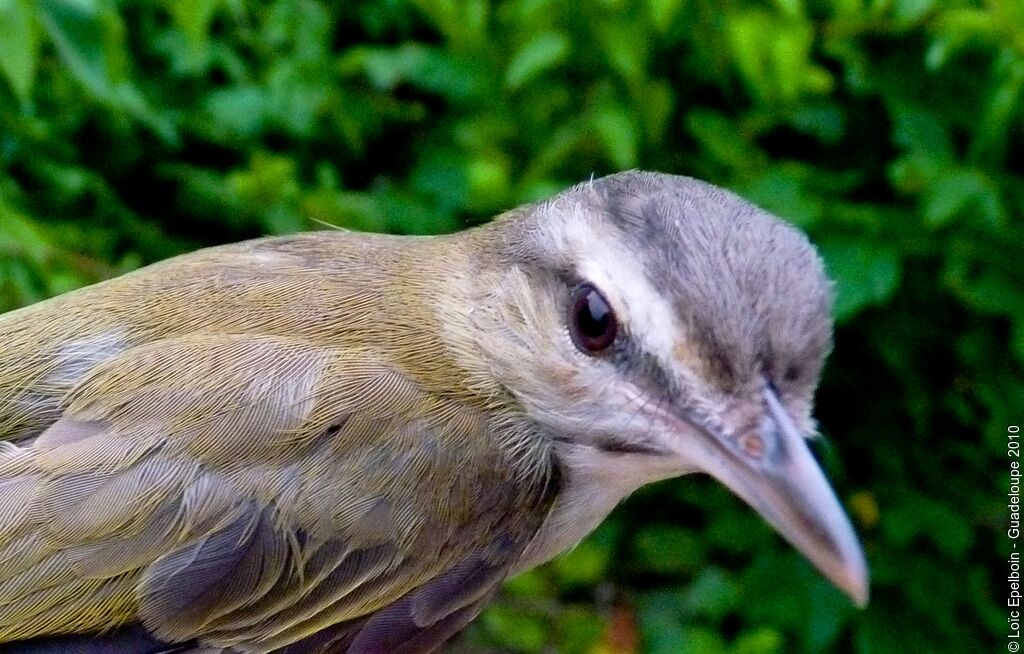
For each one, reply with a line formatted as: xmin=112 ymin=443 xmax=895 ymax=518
xmin=459 ymin=170 xmax=867 ymax=605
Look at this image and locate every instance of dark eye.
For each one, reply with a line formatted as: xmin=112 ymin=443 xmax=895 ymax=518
xmin=569 ymin=284 xmax=618 ymax=354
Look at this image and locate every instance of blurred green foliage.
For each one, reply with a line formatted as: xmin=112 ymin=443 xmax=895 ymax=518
xmin=0 ymin=0 xmax=1019 ymax=652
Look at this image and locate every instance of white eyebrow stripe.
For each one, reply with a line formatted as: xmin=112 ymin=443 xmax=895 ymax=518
xmin=554 ymin=202 xmax=681 ymax=369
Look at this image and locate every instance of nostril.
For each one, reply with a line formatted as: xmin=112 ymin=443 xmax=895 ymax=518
xmin=739 ymin=432 xmax=765 ymax=459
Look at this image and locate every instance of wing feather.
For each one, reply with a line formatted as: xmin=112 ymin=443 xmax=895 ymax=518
xmin=0 ymin=333 xmax=558 ymax=653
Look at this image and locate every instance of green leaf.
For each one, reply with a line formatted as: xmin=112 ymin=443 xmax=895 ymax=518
xmin=632 ymin=523 xmax=705 ymax=575
xmin=551 ymin=521 xmax=618 ymax=586
xmin=819 ymin=240 xmax=902 ymax=320
xmin=37 ymin=0 xmax=126 ymax=97
xmin=505 ymin=31 xmax=569 ymax=90
xmin=801 ymin=574 xmax=857 ymax=652
xmin=639 ymin=79 xmax=674 ymax=142
xmin=943 ymin=257 xmax=1020 ymax=316
xmin=596 ymin=20 xmax=648 ymax=85
xmin=1012 ymin=316 xmax=1024 ymax=364
xmin=646 ymin=0 xmax=685 ymax=33
xmin=409 ymin=0 xmax=487 ymax=48
xmin=466 ymin=156 xmax=511 ymax=211
xmin=0 ymin=0 xmax=38 ymax=104
xmin=501 ymin=569 xmax=551 ymax=598
xmin=481 ymin=604 xmax=547 ymax=652
xmin=163 ymin=0 xmax=219 ymax=58
xmin=883 ymin=495 xmax=973 ymax=559
xmin=890 ymin=106 xmax=953 ymax=160
xmin=204 ymin=85 xmax=268 ymax=140
xmin=0 ymin=201 xmax=50 ymax=262
xmin=731 ymin=627 xmax=782 ymax=654
xmin=682 ymin=568 xmax=740 ymax=618
xmin=891 ymin=0 xmax=934 ymax=26
xmin=341 ymin=44 xmax=486 ymax=102
xmin=592 ymin=103 xmax=639 ymax=169
xmin=635 ymin=590 xmax=692 ymax=654
xmin=741 ymin=169 xmax=823 ymax=228
xmin=410 ymin=149 xmax=468 ymax=211
xmin=553 ymin=606 xmax=604 ymax=654
xmin=726 ymin=11 xmax=773 ymax=103
xmin=922 ymin=169 xmax=1003 ymax=228
xmin=788 ymin=104 xmax=845 ymax=144
xmin=685 ymin=109 xmax=765 ymax=172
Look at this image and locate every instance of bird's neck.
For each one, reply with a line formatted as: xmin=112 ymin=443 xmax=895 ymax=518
xmin=515 ymin=438 xmax=685 ymax=571
xmin=385 ymin=230 xmax=521 ymax=412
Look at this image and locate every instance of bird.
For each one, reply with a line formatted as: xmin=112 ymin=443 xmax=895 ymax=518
xmin=0 ymin=170 xmax=867 ymax=653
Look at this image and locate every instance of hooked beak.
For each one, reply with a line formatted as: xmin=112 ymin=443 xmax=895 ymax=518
xmin=675 ymin=386 xmax=869 ymax=607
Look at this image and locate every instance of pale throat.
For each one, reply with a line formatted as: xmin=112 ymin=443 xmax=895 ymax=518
xmin=514 ymin=438 xmax=683 ymax=573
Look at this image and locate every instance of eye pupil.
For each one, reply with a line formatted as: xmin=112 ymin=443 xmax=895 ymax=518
xmin=578 ymin=293 xmax=611 ymax=336
xmin=569 ymin=284 xmax=618 ymax=353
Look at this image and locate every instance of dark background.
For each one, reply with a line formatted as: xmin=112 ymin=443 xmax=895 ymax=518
xmin=0 ymin=1 xmax=1018 ymax=652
